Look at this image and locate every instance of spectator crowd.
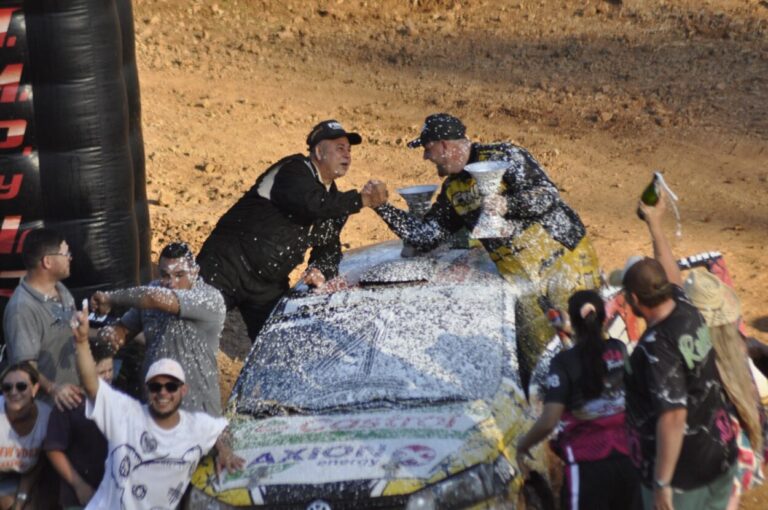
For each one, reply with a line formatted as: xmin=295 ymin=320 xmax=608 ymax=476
xmin=1 ymin=116 xmax=766 ymax=510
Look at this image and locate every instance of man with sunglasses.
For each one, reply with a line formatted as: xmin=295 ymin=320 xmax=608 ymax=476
xmin=90 ymin=242 xmax=226 ymax=415
xmin=71 ymin=305 xmax=243 ymax=510
xmin=2 ymin=228 xmax=83 ymax=411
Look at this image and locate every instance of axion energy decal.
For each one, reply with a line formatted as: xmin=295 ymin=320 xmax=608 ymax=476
xmin=221 ymin=439 xmax=462 ymax=488
xmin=219 ymin=406 xmax=487 ymax=489
xmin=0 ymin=4 xmax=41 ymax=302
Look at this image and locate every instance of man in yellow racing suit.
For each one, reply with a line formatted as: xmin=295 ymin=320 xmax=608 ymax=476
xmin=372 ymin=113 xmax=601 ymax=393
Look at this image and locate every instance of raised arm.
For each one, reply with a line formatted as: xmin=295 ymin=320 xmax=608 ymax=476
xmin=638 ymin=192 xmax=682 ymax=287
xmin=71 ymin=303 xmax=99 ymax=401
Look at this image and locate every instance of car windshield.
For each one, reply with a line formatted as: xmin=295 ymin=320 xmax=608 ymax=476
xmin=233 ymin=281 xmax=517 ymax=415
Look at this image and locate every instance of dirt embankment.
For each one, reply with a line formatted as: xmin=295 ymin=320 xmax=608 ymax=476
xmin=132 ymin=0 xmax=768 ymax=505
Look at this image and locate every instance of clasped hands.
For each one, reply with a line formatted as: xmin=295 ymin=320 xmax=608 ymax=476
xmin=360 ymin=179 xmax=388 ymax=208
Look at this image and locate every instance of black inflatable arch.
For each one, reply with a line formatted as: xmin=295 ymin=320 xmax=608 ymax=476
xmin=0 ymin=0 xmax=150 ymax=338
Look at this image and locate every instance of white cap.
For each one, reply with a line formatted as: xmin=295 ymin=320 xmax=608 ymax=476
xmin=145 ymin=358 xmax=185 ymax=384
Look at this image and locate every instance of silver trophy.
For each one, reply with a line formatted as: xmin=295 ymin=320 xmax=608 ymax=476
xmin=464 ymin=160 xmax=515 ymax=239
xmin=397 ymin=184 xmax=439 ymax=258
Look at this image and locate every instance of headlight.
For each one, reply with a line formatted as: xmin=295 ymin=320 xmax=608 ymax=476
xmin=185 ymin=487 xmax=236 ymax=510
xmin=405 ymin=456 xmax=516 ymax=510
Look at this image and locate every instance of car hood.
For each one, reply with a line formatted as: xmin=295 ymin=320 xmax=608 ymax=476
xmin=231 ymin=245 xmax=526 ymax=416
xmin=191 ymin=384 xmax=538 ymax=506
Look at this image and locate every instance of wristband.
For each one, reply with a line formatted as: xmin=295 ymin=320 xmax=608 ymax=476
xmin=16 ymin=492 xmax=28 ymax=502
xmin=653 ymin=479 xmax=671 ymax=489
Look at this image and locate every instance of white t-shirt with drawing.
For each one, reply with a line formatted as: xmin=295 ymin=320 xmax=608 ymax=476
xmin=85 ymin=380 xmax=227 ymax=510
xmin=0 ymin=396 xmax=51 ymax=473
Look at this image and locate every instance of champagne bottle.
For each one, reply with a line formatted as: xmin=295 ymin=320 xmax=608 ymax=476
xmin=641 ymin=175 xmax=660 ymax=206
xmin=636 ymin=170 xmax=683 ymax=239
xmin=637 ymin=173 xmax=660 ymax=219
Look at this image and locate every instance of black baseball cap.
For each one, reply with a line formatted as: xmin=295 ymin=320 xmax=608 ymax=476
xmin=306 ymin=120 xmax=362 ymax=149
xmin=407 ymin=113 xmax=467 ymax=148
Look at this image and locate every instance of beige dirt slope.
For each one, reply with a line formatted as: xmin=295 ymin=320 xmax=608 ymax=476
xmin=132 ymin=0 xmax=768 ymax=506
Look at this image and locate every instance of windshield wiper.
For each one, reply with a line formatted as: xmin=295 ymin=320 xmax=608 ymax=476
xmin=319 ymin=395 xmax=468 ymax=414
xmin=237 ymin=394 xmax=471 ymax=418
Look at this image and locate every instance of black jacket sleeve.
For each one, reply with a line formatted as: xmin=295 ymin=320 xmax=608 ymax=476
xmin=270 ymin=159 xmax=363 ymax=222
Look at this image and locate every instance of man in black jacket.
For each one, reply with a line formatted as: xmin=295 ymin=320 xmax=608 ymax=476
xmin=197 ymin=120 xmax=386 ymax=341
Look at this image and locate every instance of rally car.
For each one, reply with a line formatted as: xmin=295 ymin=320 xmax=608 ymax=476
xmin=185 ymin=241 xmax=557 ymax=510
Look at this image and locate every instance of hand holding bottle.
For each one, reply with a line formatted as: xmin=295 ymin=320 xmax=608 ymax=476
xmin=636 ymin=172 xmax=661 ymax=220
xmin=638 ymin=186 xmax=668 ymax=225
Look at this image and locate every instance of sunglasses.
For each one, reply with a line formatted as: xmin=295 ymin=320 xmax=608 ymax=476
xmin=146 ymin=381 xmax=182 ymax=394
xmin=2 ymin=382 xmax=29 ymax=394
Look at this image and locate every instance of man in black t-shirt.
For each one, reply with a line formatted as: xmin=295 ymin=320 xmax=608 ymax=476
xmin=197 ymin=120 xmax=387 ymax=340
xmin=622 ymin=195 xmax=736 ymax=510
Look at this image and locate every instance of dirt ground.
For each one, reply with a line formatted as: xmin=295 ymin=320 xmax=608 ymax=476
xmin=132 ymin=0 xmax=768 ymax=506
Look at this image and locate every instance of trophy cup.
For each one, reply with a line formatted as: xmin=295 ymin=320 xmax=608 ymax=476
xmin=397 ymin=184 xmax=439 ymax=258
xmin=464 ymin=160 xmax=515 ymax=239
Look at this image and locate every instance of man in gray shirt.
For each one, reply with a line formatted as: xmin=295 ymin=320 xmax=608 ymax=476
xmin=91 ymin=242 xmax=226 ymax=415
xmin=3 ymin=228 xmax=83 ymax=410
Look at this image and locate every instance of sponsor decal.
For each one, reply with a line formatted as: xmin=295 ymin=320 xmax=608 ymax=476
xmin=246 ymin=443 xmax=387 ymax=470
xmin=218 ymin=439 xmax=463 ymax=489
xmin=392 ymin=445 xmax=436 ymax=467
xmin=298 ymin=413 xmax=466 ymax=434
xmin=233 ymin=407 xmax=485 ymax=449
